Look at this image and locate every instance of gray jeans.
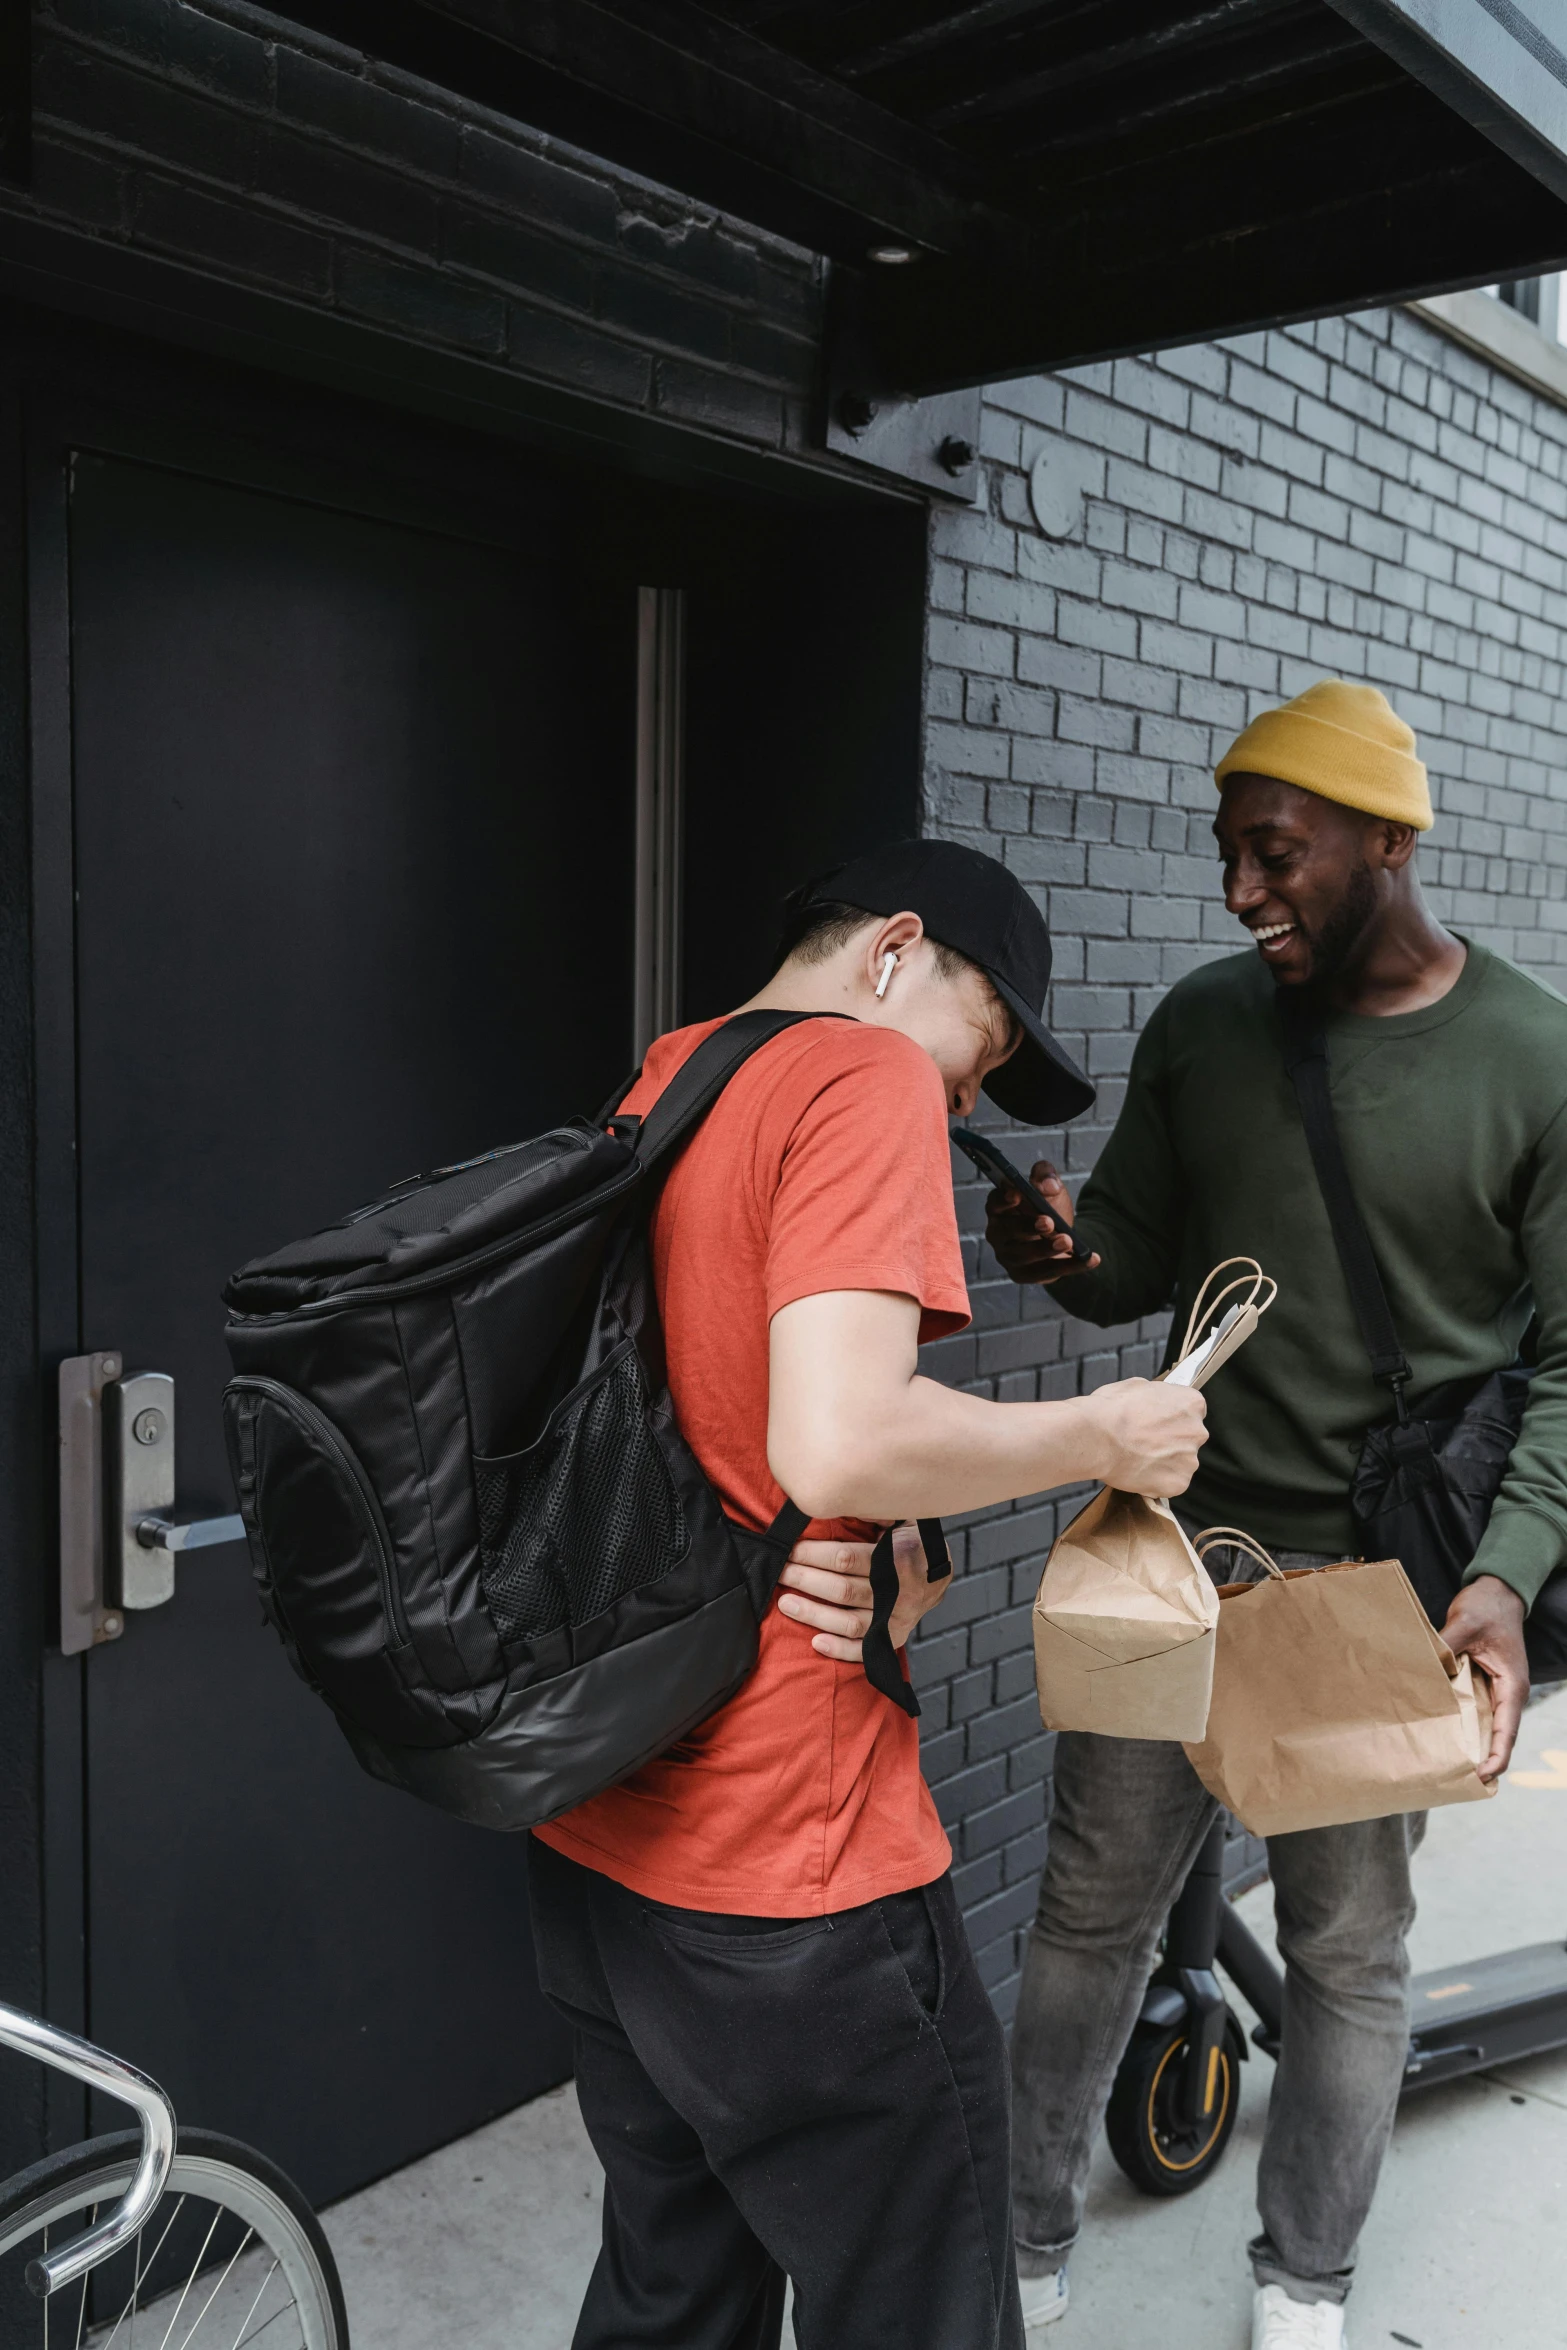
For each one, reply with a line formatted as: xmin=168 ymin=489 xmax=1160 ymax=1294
xmin=1011 ymin=1546 xmax=1426 ymax=2308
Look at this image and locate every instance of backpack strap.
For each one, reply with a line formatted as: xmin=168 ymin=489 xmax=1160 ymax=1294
xmin=1278 ymin=996 xmax=1412 ymax=1417
xmin=862 ymin=1518 xmax=952 ymax=1718
xmin=595 ymin=1066 xmax=643 ymax=1125
xmin=634 ymin=1007 xmax=942 ymax=1715
xmin=738 ymin=1499 xmax=811 ymax=1620
xmin=632 ymin=1010 xmax=845 ymax=1175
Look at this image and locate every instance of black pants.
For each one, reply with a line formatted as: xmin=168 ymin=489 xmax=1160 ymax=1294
xmin=529 ymin=1840 xmax=1025 ymax=2350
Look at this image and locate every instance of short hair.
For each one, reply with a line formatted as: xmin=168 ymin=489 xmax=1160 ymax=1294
xmin=774 ymin=888 xmax=966 ymax=982
xmin=773 ymin=879 xmax=1019 ymax=1048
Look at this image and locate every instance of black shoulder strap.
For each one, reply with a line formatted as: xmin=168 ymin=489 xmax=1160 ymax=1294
xmin=862 ymin=1518 xmax=952 ymax=1718
xmin=633 ymin=1010 xmax=841 ymax=1174
xmin=595 ymin=1066 xmax=642 ymax=1126
xmin=632 ymin=1006 xmax=940 ymax=1716
xmin=744 ymin=1499 xmax=810 ymax=1619
xmin=1277 ymin=997 xmax=1412 ymax=1414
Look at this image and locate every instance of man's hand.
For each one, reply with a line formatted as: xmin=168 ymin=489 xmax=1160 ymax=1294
xmin=984 ymin=1159 xmax=1101 ymax=1286
xmin=1441 ymin=1573 xmax=1529 ymax=1782
xmin=777 ymin=1526 xmax=948 ymax=1663
xmin=769 ymin=1290 xmax=1196 ymax=1521
xmin=1078 ymin=1378 xmax=1208 ymax=1498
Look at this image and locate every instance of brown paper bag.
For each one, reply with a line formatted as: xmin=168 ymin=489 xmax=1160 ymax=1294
xmin=1182 ymin=1529 xmax=1496 ymax=1835
xmin=1033 ymin=1489 xmax=1219 ymax=1739
xmin=1032 ymin=1260 xmax=1277 ymax=1743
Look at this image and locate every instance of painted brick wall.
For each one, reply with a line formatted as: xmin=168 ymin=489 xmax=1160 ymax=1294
xmin=913 ymin=304 xmax=1567 ymax=2018
xmin=11 ymin=0 xmax=822 ymax=451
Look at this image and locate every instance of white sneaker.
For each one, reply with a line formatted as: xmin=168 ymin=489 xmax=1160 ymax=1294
xmin=1251 ymin=2284 xmax=1347 ymax=2349
xmin=1018 ymin=2264 xmax=1069 ymax=2331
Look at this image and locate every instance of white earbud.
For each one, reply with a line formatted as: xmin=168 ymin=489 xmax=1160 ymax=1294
xmin=874 ymin=951 xmax=898 ymax=999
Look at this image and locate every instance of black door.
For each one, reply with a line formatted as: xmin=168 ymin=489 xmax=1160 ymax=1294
xmin=64 ymin=449 xmax=633 ymax=2201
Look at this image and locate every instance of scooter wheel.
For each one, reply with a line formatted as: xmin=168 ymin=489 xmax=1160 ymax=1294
xmin=1105 ymin=2013 xmax=1246 ymax=2196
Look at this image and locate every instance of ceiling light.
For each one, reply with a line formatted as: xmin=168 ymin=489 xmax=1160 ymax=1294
xmin=868 ymin=245 xmax=915 ymax=265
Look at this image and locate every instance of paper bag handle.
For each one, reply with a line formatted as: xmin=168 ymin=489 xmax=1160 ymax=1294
xmin=1177 ymin=1258 xmax=1278 ymax=1363
xmin=1192 ymin=1525 xmax=1287 ymax=1581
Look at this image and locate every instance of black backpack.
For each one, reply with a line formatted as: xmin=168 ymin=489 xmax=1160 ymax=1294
xmin=221 ymin=1010 xmax=947 ymax=1831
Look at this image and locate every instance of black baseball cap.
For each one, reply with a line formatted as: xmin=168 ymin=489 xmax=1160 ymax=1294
xmin=797 ymin=839 xmax=1096 ymax=1125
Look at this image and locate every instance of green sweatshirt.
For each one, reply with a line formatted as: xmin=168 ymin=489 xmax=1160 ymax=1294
xmin=1052 ymin=943 xmax=1567 ymax=1607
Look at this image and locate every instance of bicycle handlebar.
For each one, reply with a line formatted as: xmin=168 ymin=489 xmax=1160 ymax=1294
xmin=0 ymin=1999 xmax=176 ymax=2297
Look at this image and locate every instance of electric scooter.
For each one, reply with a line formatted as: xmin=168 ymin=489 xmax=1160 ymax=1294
xmin=1106 ymin=1815 xmax=1567 ymax=2195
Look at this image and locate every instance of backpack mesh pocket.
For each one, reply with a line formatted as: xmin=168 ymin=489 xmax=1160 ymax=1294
xmin=475 ymin=1343 xmax=690 ymax=1643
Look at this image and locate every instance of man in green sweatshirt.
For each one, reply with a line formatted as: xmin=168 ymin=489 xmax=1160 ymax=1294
xmin=987 ymin=679 xmax=1567 ymax=2350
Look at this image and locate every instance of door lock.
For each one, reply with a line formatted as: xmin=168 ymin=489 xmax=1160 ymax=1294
xmin=58 ymin=1357 xmax=246 ymax=1656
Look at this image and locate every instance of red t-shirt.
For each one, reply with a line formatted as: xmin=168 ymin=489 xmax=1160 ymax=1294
xmin=533 ymin=1015 xmax=970 ymax=1914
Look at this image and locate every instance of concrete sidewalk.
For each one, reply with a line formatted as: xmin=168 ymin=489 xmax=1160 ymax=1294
xmin=321 ymin=1687 xmax=1567 ymax=2350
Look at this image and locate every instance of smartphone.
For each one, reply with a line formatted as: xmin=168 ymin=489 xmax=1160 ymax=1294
xmin=949 ymin=1127 xmax=1096 ymax=1267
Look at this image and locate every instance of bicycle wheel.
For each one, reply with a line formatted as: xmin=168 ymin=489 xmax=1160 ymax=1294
xmin=0 ymin=2126 xmax=348 ymax=2348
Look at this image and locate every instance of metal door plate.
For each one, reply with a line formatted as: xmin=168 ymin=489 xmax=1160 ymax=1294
xmin=58 ymin=1352 xmax=124 ymax=1654
xmin=109 ymin=1373 xmax=177 ymax=1610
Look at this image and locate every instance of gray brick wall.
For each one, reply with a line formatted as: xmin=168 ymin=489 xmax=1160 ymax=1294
xmin=915 ymin=305 xmax=1567 ymax=2018
xmin=13 ymin=0 xmax=822 ymax=451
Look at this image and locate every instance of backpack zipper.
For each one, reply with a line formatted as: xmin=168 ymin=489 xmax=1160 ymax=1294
xmin=229 ymin=1159 xmax=646 ymax=1325
xmin=230 ymin=1376 xmax=410 ymax=1646
xmin=343 ymin=1130 xmax=583 ymax=1224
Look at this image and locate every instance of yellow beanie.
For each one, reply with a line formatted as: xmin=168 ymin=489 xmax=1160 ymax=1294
xmin=1215 ymin=679 xmax=1432 ymax=830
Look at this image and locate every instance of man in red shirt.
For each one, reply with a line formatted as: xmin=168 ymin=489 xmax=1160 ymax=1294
xmin=529 ymin=841 xmax=1207 ymax=2350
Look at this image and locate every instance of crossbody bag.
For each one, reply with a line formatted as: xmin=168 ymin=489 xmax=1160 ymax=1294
xmin=1278 ymin=996 xmax=1567 ymax=1683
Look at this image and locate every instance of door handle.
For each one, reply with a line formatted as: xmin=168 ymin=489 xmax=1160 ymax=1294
xmin=135 ymin=1510 xmax=247 ymax=1552
xmin=57 ymin=1357 xmax=246 ymax=1656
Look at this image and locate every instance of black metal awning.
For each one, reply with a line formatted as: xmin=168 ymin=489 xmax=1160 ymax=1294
xmin=267 ymin=1 xmax=1567 ymax=393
